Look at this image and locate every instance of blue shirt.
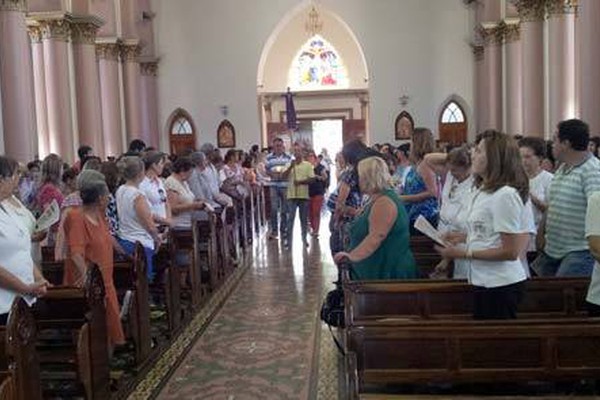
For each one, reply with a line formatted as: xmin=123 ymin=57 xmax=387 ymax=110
xmin=265 ymin=152 xmax=293 ymax=188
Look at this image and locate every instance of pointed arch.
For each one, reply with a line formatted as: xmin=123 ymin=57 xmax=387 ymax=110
xmin=166 ymin=108 xmax=197 ymax=155
xmin=257 ymin=3 xmax=368 ymax=92
xmin=437 ymin=95 xmax=470 ymax=145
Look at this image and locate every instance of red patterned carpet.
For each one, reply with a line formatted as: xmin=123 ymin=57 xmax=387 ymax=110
xmin=157 ymin=228 xmax=337 ymax=400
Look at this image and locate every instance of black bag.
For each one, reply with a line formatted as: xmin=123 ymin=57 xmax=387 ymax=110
xmin=320 ymin=287 xmax=345 ymax=328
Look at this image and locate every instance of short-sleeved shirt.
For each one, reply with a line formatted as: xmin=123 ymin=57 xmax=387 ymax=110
xmin=116 ymin=185 xmax=154 ymax=250
xmin=326 ymin=168 xmax=362 ymax=214
xmin=466 ymin=186 xmax=529 ymax=288
xmin=528 ymin=170 xmax=553 ymax=251
xmin=139 ymin=176 xmax=168 ymax=220
xmin=165 ymin=176 xmax=195 ymax=229
xmin=309 ymin=164 xmax=327 ymax=197
xmin=545 ymin=155 xmax=600 ymax=258
xmin=265 ymin=152 xmax=293 ymax=188
xmin=287 ymin=161 xmax=314 ymax=200
xmin=0 ymin=204 xmax=35 ymax=314
xmin=585 ymin=192 xmax=600 ymax=305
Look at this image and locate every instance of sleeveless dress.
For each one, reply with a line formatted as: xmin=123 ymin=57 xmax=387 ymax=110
xmin=347 ymin=189 xmax=417 ymax=280
xmin=403 ymin=167 xmax=439 ymax=229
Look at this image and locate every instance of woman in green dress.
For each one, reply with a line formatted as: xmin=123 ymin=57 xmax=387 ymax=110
xmin=334 ymin=156 xmax=417 ymax=280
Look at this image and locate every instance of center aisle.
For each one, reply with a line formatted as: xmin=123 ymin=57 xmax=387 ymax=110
xmin=157 ymin=225 xmax=338 ymax=399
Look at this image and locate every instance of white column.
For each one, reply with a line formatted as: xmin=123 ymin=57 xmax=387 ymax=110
xmin=578 ymin=0 xmax=600 ymax=132
xmin=504 ymin=21 xmax=523 ymax=135
xmin=548 ymin=1 xmax=577 ymax=129
xmin=71 ymin=18 xmax=104 ymax=157
xmin=96 ymin=40 xmax=124 ymax=157
xmin=140 ymin=60 xmax=159 ymax=148
xmin=0 ymin=0 xmax=37 ymax=161
xmin=516 ymin=2 xmax=546 ymax=137
xmin=28 ymin=25 xmax=50 ymax=158
xmin=121 ymin=41 xmax=144 ymax=144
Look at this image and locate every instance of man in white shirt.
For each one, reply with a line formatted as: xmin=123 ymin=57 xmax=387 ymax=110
xmin=518 ymin=137 xmax=553 ymax=256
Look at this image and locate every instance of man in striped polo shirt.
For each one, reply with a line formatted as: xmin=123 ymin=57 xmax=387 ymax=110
xmin=265 ymin=138 xmax=293 ymax=240
xmin=533 ymin=119 xmax=600 ymax=277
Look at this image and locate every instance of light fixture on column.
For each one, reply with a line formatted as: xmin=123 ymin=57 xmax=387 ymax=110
xmin=220 ymin=105 xmax=229 ymax=117
xmin=305 ymin=3 xmax=323 ymax=36
xmin=399 ymin=95 xmax=410 ymax=107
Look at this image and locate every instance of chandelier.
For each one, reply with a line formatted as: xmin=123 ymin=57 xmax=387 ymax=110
xmin=305 ymin=5 xmax=323 ymax=36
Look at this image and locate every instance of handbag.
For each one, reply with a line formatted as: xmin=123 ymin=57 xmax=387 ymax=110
xmin=320 ymin=286 xmax=345 ymax=328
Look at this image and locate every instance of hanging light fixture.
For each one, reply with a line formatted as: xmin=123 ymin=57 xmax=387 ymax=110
xmin=305 ymin=4 xmax=323 ymax=36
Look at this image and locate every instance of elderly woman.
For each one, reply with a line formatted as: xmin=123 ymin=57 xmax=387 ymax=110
xmin=63 ymin=170 xmax=125 ymax=351
xmin=334 ymin=156 xmax=417 ymax=280
xmin=165 ymin=157 xmax=206 ymax=229
xmin=0 ymin=156 xmax=49 ymax=324
xmin=425 ymin=146 xmax=474 ymax=278
xmin=116 ymin=156 xmax=162 ymax=279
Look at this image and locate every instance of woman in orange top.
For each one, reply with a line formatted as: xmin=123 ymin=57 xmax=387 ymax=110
xmin=63 ymin=170 xmax=125 ymax=353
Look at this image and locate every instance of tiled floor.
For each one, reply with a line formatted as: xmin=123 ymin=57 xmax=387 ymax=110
xmin=157 ymin=224 xmax=338 ymax=400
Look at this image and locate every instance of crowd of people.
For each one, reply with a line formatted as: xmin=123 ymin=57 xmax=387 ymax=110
xmin=2 ymin=117 xmax=600 ymax=354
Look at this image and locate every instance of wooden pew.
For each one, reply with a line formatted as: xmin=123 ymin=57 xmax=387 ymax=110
xmin=113 ymin=244 xmax=152 ymax=367
xmin=343 ymin=277 xmax=589 ymax=327
xmin=345 ymin=318 xmax=600 ymax=399
xmin=0 ymin=297 xmax=42 ymax=400
xmin=34 ymin=264 xmax=109 ymax=400
xmin=154 ymin=242 xmax=183 ymax=335
xmin=170 ymin=228 xmax=205 ymax=313
xmin=221 ymin=206 xmax=241 ymax=270
xmin=193 ymin=214 xmax=223 ymax=291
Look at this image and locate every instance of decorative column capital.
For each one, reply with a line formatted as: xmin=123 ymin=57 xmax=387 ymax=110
xmin=510 ymin=0 xmax=547 ymax=21
xmin=95 ymin=41 xmax=121 ymax=61
xmin=27 ymin=26 xmax=43 ymax=44
xmin=470 ymin=43 xmax=484 ymax=61
xmin=120 ymin=41 xmax=143 ymax=62
xmin=39 ymin=18 xmax=71 ymax=41
xmin=70 ymin=21 xmax=102 ymax=45
xmin=140 ymin=61 xmax=159 ymax=76
xmin=504 ymin=20 xmax=521 ymax=43
xmin=546 ymin=0 xmax=578 ymax=15
xmin=0 ymin=0 xmax=26 ymax=12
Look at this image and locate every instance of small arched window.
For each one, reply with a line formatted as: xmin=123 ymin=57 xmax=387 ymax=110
xmin=439 ymin=100 xmax=467 ymax=144
xmin=168 ymin=109 xmax=196 ymax=155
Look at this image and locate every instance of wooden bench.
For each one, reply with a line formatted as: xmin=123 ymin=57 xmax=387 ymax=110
xmin=343 ymin=277 xmax=590 ymax=327
xmin=170 ymin=228 xmax=206 ymax=313
xmin=34 ymin=264 xmax=109 ymax=400
xmin=0 ymin=297 xmax=42 ymax=400
xmin=193 ymin=214 xmax=223 ymax=291
xmin=113 ymin=244 xmax=152 ymax=367
xmin=345 ymin=318 xmax=600 ymax=399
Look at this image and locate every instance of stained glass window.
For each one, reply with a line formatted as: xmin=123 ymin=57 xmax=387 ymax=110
xmin=289 ymin=35 xmax=348 ymax=90
xmin=171 ymin=116 xmax=193 ymax=135
xmin=441 ymin=102 xmax=465 ymax=123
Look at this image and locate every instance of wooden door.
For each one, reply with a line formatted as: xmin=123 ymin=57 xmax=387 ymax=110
xmin=342 ymin=119 xmax=366 ymax=143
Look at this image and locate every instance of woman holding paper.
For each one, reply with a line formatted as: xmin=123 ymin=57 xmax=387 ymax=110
xmin=424 ymin=147 xmax=474 ymax=279
xmin=333 ymin=156 xmax=417 ymax=280
xmin=435 ymin=131 xmax=530 ymax=319
xmin=0 ymin=156 xmax=50 ymax=324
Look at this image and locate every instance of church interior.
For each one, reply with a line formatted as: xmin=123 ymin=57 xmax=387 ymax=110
xmin=1 ymin=0 xmax=600 ymax=399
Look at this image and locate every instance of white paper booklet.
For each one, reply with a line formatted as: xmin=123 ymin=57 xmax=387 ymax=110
xmin=35 ymin=200 xmax=60 ymax=233
xmin=413 ymin=215 xmax=447 ymax=247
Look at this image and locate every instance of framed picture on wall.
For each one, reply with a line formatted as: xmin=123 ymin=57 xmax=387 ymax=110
xmin=217 ymin=119 xmax=236 ymax=148
xmin=394 ymin=110 xmax=415 ymax=140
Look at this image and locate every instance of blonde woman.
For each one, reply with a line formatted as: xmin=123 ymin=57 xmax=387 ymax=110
xmin=334 ymin=156 xmax=417 ymax=280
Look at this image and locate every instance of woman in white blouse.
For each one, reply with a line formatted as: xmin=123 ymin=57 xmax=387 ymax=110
xmin=165 ymin=157 xmax=206 ymax=230
xmin=139 ymin=151 xmax=172 ymax=227
xmin=425 ymin=146 xmax=474 ymax=279
xmin=436 ymin=131 xmax=531 ymax=319
xmin=0 ymin=157 xmax=49 ymax=323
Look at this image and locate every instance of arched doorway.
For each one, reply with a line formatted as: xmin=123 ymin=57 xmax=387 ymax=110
xmin=257 ymin=4 xmax=369 ymax=153
xmin=167 ymin=108 xmax=196 ymax=155
xmin=438 ymin=100 xmax=468 ymax=144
